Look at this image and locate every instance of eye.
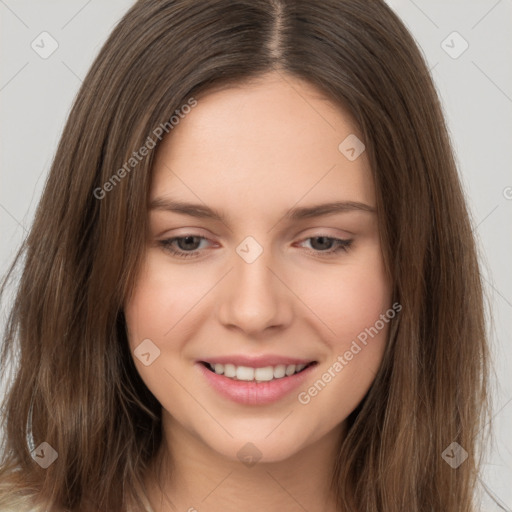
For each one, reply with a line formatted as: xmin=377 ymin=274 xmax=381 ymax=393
xmin=157 ymin=234 xmax=353 ymax=259
xmin=158 ymin=235 xmax=212 ymax=259
xmin=296 ymin=236 xmax=353 ymax=257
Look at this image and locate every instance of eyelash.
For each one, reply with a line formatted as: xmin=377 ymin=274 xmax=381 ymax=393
xmin=158 ymin=235 xmax=353 ymax=259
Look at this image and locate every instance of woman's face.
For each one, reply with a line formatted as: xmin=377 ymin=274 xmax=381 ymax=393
xmin=124 ymin=72 xmax=392 ymax=463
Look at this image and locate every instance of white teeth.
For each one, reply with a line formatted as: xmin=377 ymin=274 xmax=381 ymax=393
xmin=206 ymin=362 xmax=312 ymax=381
xmin=224 ymin=363 xmax=236 ymax=378
xmin=254 ymin=366 xmax=274 ymax=382
xmin=285 ymin=364 xmax=296 ymax=376
xmin=273 ymin=364 xmax=286 ymax=378
xmin=236 ymin=366 xmax=254 ymax=381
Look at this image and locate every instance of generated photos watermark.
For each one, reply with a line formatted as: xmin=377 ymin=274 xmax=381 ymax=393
xmin=297 ymin=301 xmax=402 ymax=405
xmin=93 ymin=97 xmax=197 ymax=200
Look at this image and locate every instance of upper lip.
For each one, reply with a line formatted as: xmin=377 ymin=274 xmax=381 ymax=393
xmin=198 ymin=355 xmax=317 ymax=367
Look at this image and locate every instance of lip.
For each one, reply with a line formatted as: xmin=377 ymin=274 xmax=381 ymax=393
xmin=196 ymin=360 xmax=317 ymax=405
xmin=197 ymin=354 xmax=315 ymax=367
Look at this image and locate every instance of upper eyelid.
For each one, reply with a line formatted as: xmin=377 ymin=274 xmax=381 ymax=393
xmin=159 ymin=231 xmax=351 ymax=242
xmin=150 ymin=211 xmax=368 ymax=238
xmin=155 ymin=224 xmax=356 ymax=240
xmin=160 ymin=233 xmax=352 ymax=249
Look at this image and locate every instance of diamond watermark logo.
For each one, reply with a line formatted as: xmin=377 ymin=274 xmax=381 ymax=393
xmin=134 ymin=338 xmax=161 ymax=366
xmin=441 ymin=31 xmax=469 ymax=59
xmin=338 ymin=134 xmax=365 ymax=161
xmin=31 ymin=441 xmax=58 ymax=469
xmin=237 ymin=442 xmax=262 ymax=467
xmin=236 ymin=236 xmax=263 ymax=264
xmin=31 ymin=32 xmax=59 ymax=59
xmin=441 ymin=442 xmax=468 ymax=469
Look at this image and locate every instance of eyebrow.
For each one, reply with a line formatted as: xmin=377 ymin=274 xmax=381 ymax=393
xmin=149 ymin=197 xmax=376 ymax=223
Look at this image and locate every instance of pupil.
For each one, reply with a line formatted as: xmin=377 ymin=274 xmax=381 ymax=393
xmin=179 ymin=236 xmax=200 ymax=251
xmin=311 ymin=236 xmax=332 ymax=251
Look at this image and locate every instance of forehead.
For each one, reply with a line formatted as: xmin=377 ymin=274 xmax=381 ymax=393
xmin=151 ymin=73 xmax=374 ymax=214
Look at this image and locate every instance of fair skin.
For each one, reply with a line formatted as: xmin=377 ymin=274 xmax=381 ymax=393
xmin=124 ymin=71 xmax=391 ymax=512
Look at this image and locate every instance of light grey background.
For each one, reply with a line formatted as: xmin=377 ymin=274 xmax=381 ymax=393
xmin=1 ymin=0 xmax=511 ymax=509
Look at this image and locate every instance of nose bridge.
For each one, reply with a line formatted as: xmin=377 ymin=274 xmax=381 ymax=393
xmin=216 ymin=235 xmax=292 ymax=334
xmin=234 ymin=238 xmax=274 ymax=295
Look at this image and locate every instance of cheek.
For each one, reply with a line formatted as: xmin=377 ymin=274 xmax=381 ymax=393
xmin=299 ymin=241 xmax=391 ymax=349
xmin=123 ymin=257 xmax=207 ymax=416
xmin=123 ymin=253 xmax=222 ymax=404
xmin=291 ymin=243 xmax=391 ymax=427
xmin=124 ymin=255 xmax=207 ymax=345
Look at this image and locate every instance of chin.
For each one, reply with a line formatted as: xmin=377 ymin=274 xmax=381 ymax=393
xmin=195 ymin=417 xmax=328 ymax=466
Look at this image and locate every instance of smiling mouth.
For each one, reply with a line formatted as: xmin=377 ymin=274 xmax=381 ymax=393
xmin=200 ymin=361 xmax=317 ymax=382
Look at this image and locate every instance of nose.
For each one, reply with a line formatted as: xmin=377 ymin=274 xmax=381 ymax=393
xmin=216 ymin=244 xmax=293 ymax=337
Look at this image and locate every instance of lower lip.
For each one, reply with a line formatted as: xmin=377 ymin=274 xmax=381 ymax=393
xmin=196 ymin=362 xmax=317 ymax=405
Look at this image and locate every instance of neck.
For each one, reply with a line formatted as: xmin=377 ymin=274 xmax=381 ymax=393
xmin=144 ymin=410 xmax=344 ymax=512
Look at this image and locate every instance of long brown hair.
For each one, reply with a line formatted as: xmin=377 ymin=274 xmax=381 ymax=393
xmin=0 ymin=0 xmax=491 ymax=510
